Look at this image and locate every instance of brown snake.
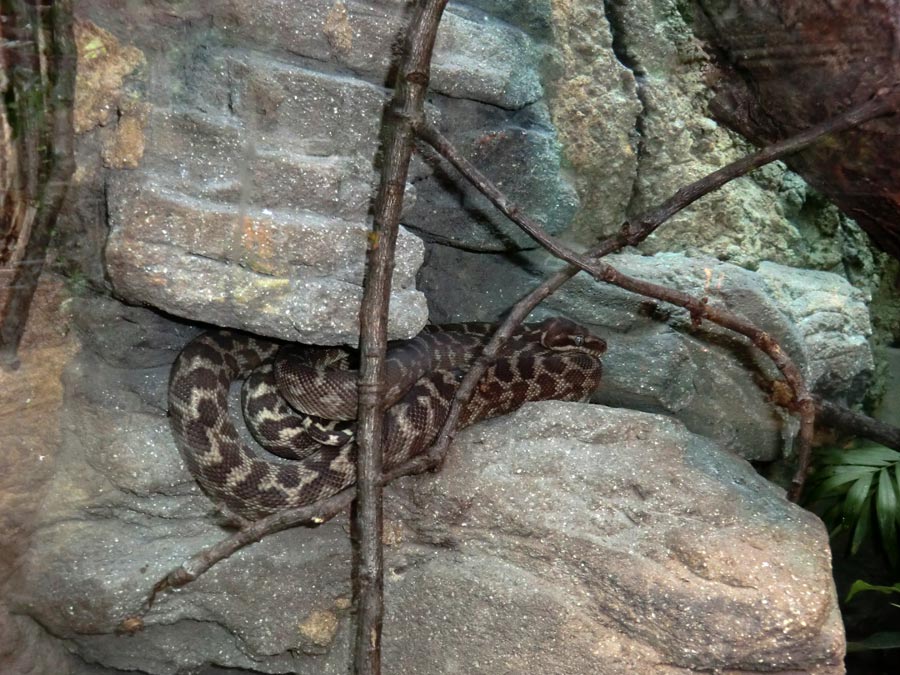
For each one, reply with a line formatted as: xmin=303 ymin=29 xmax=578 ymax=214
xmin=168 ymin=318 xmax=606 ymax=520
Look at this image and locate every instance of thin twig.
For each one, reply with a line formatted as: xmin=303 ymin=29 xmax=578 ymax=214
xmin=813 ymin=396 xmax=900 ymax=451
xmin=119 ymin=490 xmax=356 ymax=633
xmin=413 ymin=87 xmax=898 ymax=500
xmin=353 ymin=2 xmax=448 ymax=673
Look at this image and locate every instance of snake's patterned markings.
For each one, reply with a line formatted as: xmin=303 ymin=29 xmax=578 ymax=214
xmin=168 ymin=318 xmax=606 ymax=521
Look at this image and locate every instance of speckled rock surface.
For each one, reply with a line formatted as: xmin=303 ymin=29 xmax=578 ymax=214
xmin=384 ymin=401 xmax=844 ymax=674
xmin=544 ymin=0 xmax=642 ymax=240
xmin=65 ymin=0 xmax=889 ymax=348
xmin=0 ymin=279 xmax=84 ymax=675
xmin=408 ymin=0 xmax=889 ymax=409
xmin=72 ymin=0 xmax=577 ymax=343
xmin=4 ymin=294 xmax=843 ymax=674
xmin=566 ymin=0 xmax=873 ymax=272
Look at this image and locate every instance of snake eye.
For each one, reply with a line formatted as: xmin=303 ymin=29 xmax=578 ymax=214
xmin=572 ymin=335 xmax=584 ymax=346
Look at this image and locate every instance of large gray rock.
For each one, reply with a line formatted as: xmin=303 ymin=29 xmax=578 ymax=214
xmin=8 ymin=307 xmax=844 ymax=674
xmin=0 ymin=279 xmax=87 ymax=675
xmin=106 ymin=174 xmax=427 ymax=345
xmin=102 ymin=45 xmax=429 ymax=344
xmin=757 ymin=262 xmax=874 ymax=401
xmin=385 ymin=401 xmax=844 ymax=674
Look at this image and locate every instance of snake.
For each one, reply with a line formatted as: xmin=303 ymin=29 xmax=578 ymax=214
xmin=168 ymin=318 xmax=606 ymax=521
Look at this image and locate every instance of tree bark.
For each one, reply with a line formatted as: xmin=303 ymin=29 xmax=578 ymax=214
xmin=352 ymin=2 xmax=448 ymax=673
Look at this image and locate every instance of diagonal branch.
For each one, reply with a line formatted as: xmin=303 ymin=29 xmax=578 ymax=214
xmin=118 ymin=490 xmax=356 ymax=633
xmin=812 ymin=395 xmax=900 ymax=451
xmin=615 ymin=86 xmax=900 ymax=249
xmin=412 ymin=88 xmax=899 ymax=501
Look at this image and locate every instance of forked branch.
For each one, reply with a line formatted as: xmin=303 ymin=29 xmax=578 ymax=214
xmin=413 ymin=88 xmax=899 ymax=501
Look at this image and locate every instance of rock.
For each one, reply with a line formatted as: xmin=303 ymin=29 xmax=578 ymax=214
xmin=543 ymin=0 xmax=643 ymax=241
xmin=216 ymin=0 xmax=542 ymax=110
xmin=434 ymin=7 xmax=544 ymax=109
xmin=405 ymin=99 xmax=579 ymax=251
xmin=0 ymin=278 xmax=82 ymax=675
xmin=576 ymin=254 xmax=872 ymax=461
xmin=2 ymin=291 xmax=847 ymax=674
xmin=70 ymin=0 xmax=569 ymax=343
xmin=384 ymin=401 xmax=844 ymax=674
xmin=7 ymin=321 xmax=845 ymax=673
xmin=757 ymin=262 xmax=874 ymax=402
xmin=73 ymin=18 xmax=144 ymax=134
xmin=583 ymin=0 xmax=863 ymax=272
xmin=105 ymin=172 xmax=427 ymax=344
xmin=102 ymin=47 xmax=429 ymax=343
xmin=0 ymin=610 xmax=79 ymax=675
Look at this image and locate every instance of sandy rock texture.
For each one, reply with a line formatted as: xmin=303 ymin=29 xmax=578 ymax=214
xmin=0 ymin=279 xmax=85 ymax=675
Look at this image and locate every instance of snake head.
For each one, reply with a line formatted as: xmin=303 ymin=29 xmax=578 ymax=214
xmin=538 ymin=318 xmax=607 ymax=357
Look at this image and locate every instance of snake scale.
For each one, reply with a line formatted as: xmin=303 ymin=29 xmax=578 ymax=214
xmin=168 ymin=317 xmax=606 ymax=520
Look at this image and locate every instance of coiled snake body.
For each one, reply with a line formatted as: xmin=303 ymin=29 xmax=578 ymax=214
xmin=168 ymin=318 xmax=605 ymax=520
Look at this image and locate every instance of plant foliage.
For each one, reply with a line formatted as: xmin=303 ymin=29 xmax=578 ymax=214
xmin=846 ymin=579 xmax=900 ymax=604
xmin=844 ymin=580 xmax=900 ymax=652
xmin=805 ymin=444 xmax=900 ymax=565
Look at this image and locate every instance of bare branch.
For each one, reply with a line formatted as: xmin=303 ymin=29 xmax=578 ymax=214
xmin=119 ymin=489 xmax=355 ymax=633
xmin=813 ymin=396 xmax=900 ymax=451
xmin=413 ymin=88 xmax=899 ymax=501
xmin=353 ymin=2 xmax=448 ymax=673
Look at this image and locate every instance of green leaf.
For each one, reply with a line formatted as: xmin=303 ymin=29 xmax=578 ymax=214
xmin=850 ymin=495 xmax=872 ymax=556
xmin=895 ymin=462 xmax=900 ymax=500
xmin=846 ymin=579 xmax=900 ymax=603
xmin=876 ymin=468 xmax=899 ymax=566
xmin=831 ymin=446 xmax=900 ymax=467
xmin=845 ymin=472 xmax=875 ymax=524
xmin=846 ymin=631 xmax=900 ymax=652
xmin=816 ymin=448 xmax=858 ymax=465
xmin=818 ymin=464 xmax=882 ymax=481
xmin=822 ymin=502 xmax=846 ymax=537
xmin=809 ymin=465 xmax=879 ymax=499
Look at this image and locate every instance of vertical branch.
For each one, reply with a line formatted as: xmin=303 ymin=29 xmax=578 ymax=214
xmin=353 ymin=1 xmax=447 ymax=673
xmin=0 ymin=0 xmax=77 ymax=368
